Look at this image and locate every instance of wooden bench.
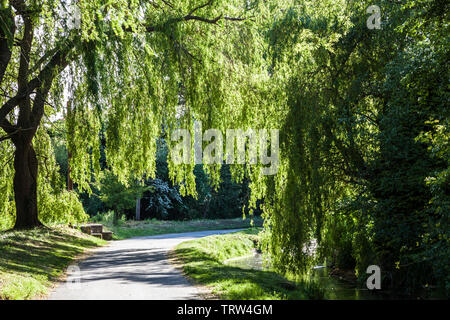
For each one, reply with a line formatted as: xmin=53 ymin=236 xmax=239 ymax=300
xmin=79 ymin=224 xmax=114 ymax=241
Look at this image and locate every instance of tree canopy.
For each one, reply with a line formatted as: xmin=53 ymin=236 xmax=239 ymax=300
xmin=0 ymin=0 xmax=269 ymax=227
xmin=0 ymin=0 xmax=448 ymax=296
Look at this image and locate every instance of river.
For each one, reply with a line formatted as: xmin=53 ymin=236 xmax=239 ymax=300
xmin=224 ymin=253 xmax=384 ymax=300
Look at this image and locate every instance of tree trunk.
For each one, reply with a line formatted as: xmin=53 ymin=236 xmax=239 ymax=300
xmin=13 ymin=143 xmax=42 ymax=229
xmin=113 ymin=209 xmax=119 ymax=226
xmin=136 ymin=197 xmax=141 ymax=221
xmin=67 ymin=150 xmax=73 ymax=191
xmin=66 ymin=100 xmax=73 ymax=191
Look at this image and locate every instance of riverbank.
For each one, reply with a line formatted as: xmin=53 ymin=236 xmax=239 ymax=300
xmin=174 ymin=228 xmax=324 ymax=299
xmin=0 ymin=226 xmax=106 ymax=300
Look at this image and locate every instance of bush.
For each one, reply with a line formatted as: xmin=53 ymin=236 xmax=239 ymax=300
xmin=38 ymin=190 xmax=89 ymax=226
xmin=97 ymin=170 xmax=147 ymax=224
xmin=141 ymin=178 xmax=184 ymax=220
xmin=91 ymin=210 xmax=126 ymax=226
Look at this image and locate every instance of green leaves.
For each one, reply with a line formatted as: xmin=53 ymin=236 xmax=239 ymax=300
xmin=0 ymin=0 xmax=447 ymax=295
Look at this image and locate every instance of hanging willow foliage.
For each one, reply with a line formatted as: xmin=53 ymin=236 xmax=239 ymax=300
xmin=1 ymin=0 xmax=448 ymax=294
xmin=0 ymin=0 xmax=281 ymax=229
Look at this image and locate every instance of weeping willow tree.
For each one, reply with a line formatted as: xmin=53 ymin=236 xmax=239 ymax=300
xmin=247 ymin=0 xmax=358 ymax=275
xmin=1 ymin=0 xmax=447 ymax=295
xmin=0 ymin=0 xmax=275 ymax=229
xmin=251 ymin=0 xmax=449 ymax=294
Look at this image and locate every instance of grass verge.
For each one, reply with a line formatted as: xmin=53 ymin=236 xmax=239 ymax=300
xmin=174 ymin=229 xmax=324 ymax=300
xmin=0 ymin=226 xmax=106 ymax=300
xmin=93 ymin=215 xmax=263 ymax=240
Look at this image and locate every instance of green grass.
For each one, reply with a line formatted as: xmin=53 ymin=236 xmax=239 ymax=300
xmin=92 ymin=214 xmax=263 ymax=240
xmin=174 ymin=229 xmax=324 ymax=300
xmin=0 ymin=226 xmax=106 ymax=300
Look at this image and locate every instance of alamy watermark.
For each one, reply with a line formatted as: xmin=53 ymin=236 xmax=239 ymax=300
xmin=367 ymin=5 xmax=381 ymax=30
xmin=171 ymin=121 xmax=279 ymax=175
xmin=66 ymin=264 xmax=81 ymax=289
xmin=366 ymin=265 xmax=381 ymax=290
xmin=57 ymin=1 xmax=81 ymax=30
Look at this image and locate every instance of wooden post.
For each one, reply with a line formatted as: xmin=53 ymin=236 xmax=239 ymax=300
xmin=136 ymin=197 xmax=141 ymax=221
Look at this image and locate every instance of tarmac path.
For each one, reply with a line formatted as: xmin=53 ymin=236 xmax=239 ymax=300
xmin=49 ymin=229 xmax=243 ymax=300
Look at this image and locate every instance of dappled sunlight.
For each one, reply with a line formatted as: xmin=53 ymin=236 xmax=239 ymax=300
xmin=0 ymin=227 xmax=105 ymax=299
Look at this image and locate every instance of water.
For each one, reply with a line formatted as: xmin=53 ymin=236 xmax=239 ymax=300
xmin=224 ymin=253 xmax=381 ymax=300
xmin=224 ymin=253 xmax=268 ymax=271
xmin=308 ymin=266 xmax=382 ymax=300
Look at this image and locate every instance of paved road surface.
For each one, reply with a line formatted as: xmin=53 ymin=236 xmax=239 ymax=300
xmin=49 ymin=229 xmax=243 ymax=300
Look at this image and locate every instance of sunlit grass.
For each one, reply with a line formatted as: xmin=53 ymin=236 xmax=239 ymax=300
xmin=0 ymin=226 xmax=106 ymax=300
xmin=174 ymin=229 xmax=324 ymax=300
xmin=91 ymin=212 xmax=263 ymax=239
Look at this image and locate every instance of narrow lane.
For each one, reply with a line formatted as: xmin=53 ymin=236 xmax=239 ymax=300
xmin=49 ymin=229 xmax=243 ymax=300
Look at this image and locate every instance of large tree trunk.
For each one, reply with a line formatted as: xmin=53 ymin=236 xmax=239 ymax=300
xmin=13 ymin=143 xmax=42 ymax=229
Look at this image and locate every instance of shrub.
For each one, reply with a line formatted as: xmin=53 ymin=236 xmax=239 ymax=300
xmin=38 ymin=190 xmax=89 ymax=226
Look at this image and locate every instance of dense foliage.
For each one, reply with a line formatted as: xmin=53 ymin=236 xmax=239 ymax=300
xmin=0 ymin=0 xmax=448 ymax=297
xmin=251 ymin=0 xmax=449 ymax=296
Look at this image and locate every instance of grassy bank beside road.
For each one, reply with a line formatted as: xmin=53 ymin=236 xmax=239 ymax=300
xmin=0 ymin=226 xmax=105 ymax=300
xmin=174 ymin=229 xmax=324 ymax=300
xmin=0 ymin=217 xmax=262 ymax=299
xmin=92 ymin=215 xmax=263 ymax=239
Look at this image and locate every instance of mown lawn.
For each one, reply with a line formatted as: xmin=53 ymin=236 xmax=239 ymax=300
xmin=174 ymin=229 xmax=324 ymax=300
xmin=95 ymin=216 xmax=263 ymax=240
xmin=0 ymin=226 xmax=106 ymax=300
